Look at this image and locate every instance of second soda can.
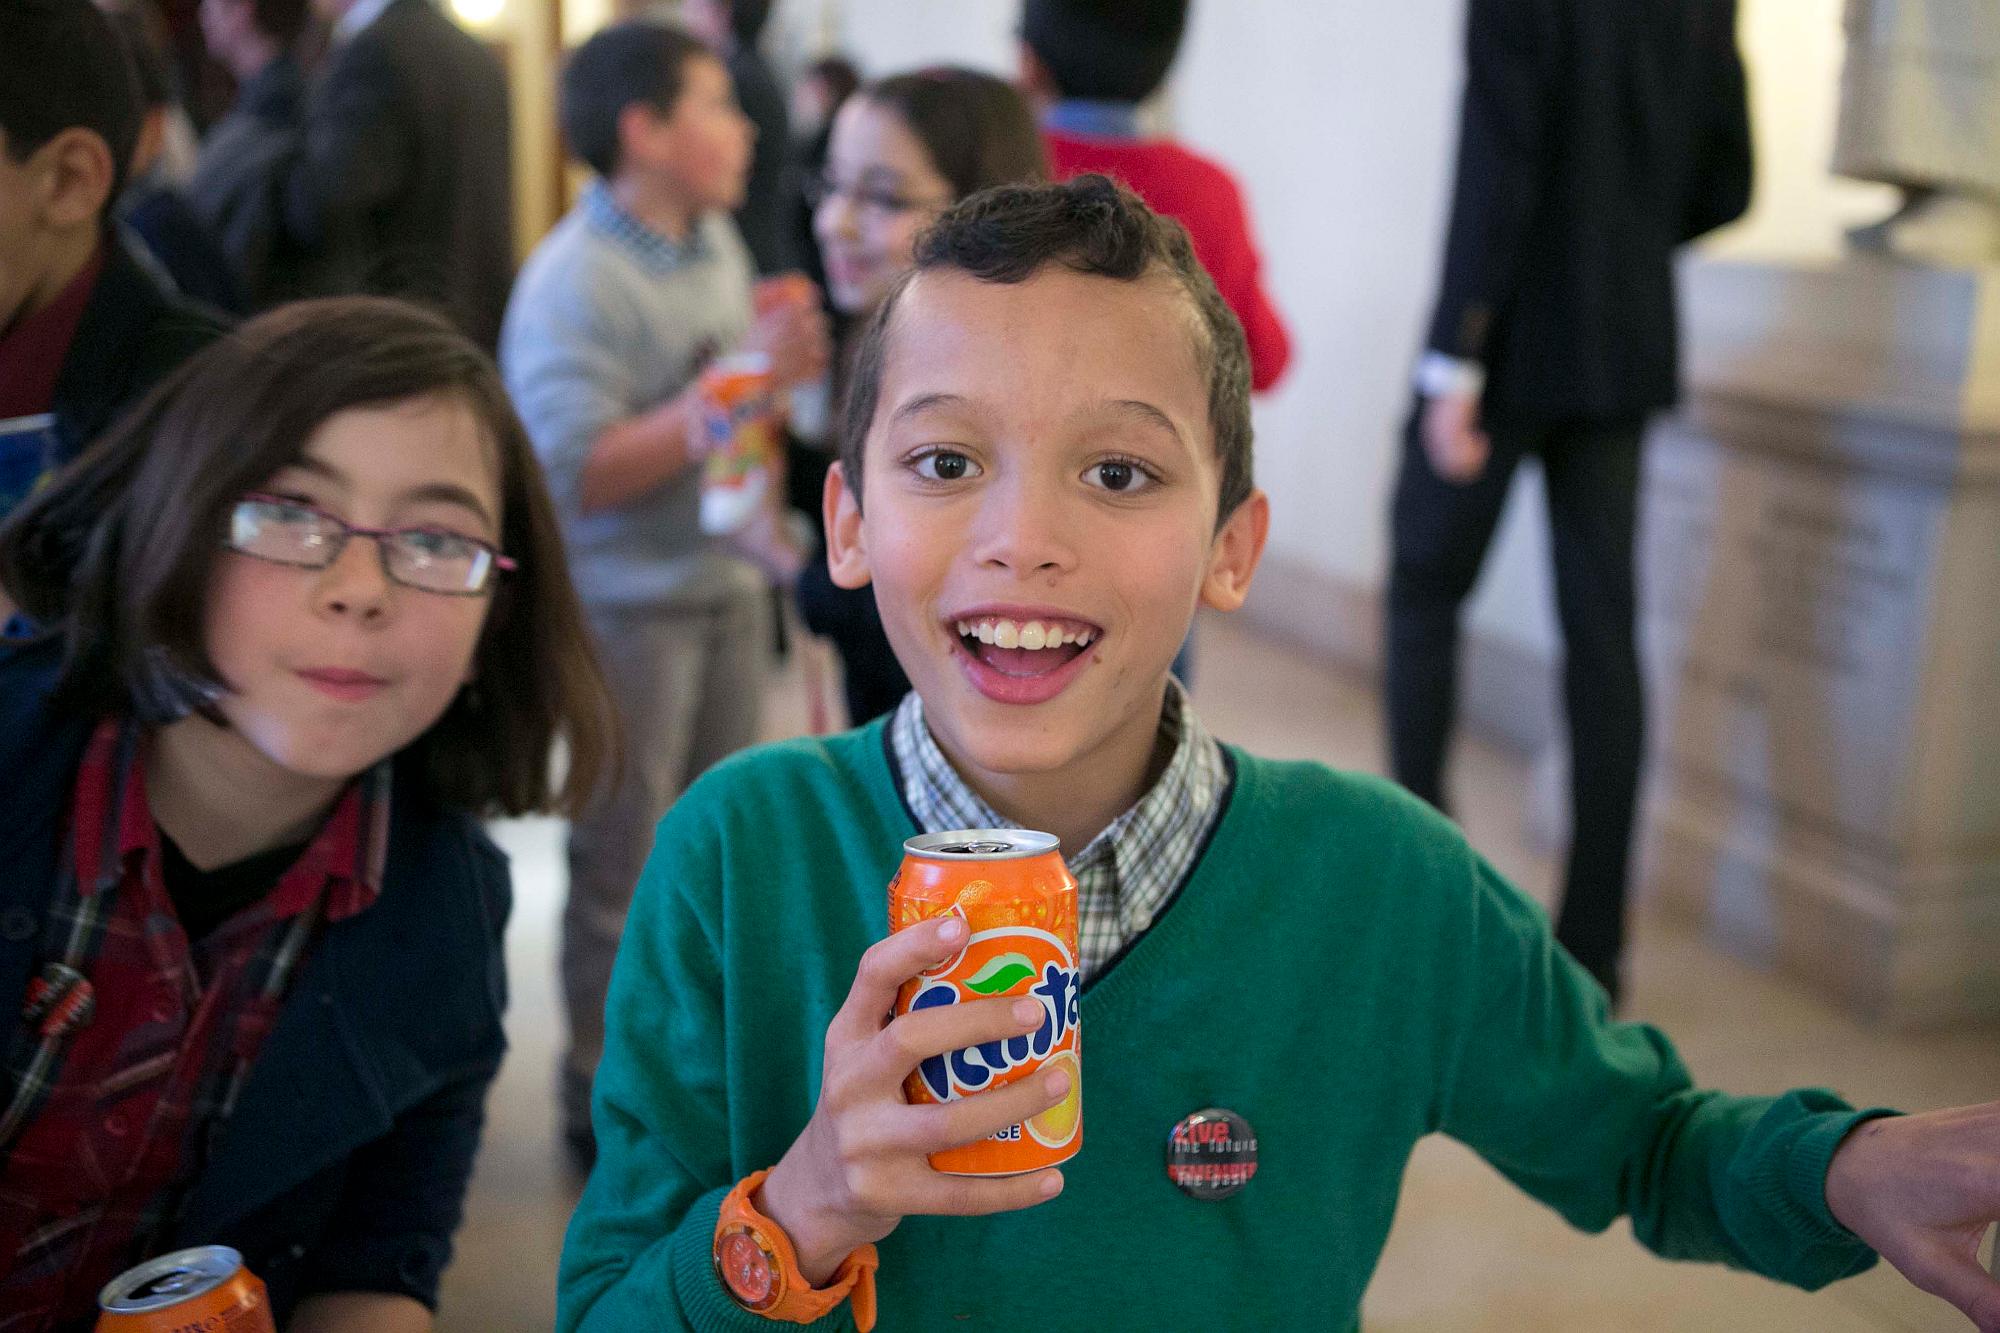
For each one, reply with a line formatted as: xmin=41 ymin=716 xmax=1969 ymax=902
xmin=889 ymin=829 xmax=1082 ymax=1175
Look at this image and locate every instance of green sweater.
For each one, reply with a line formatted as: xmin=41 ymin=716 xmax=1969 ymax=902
xmin=558 ymin=723 xmax=1882 ymax=1332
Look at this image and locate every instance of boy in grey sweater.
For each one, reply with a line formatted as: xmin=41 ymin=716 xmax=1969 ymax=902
xmin=500 ymin=19 xmax=827 ymax=1167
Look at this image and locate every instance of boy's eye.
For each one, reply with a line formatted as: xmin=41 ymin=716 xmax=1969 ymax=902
xmin=911 ymin=449 xmax=981 ymax=483
xmin=1084 ymin=458 xmax=1158 ymax=494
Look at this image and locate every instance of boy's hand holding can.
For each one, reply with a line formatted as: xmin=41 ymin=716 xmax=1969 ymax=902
xmin=754 ymin=912 xmax=1070 ymax=1285
xmin=747 ymin=274 xmax=831 ymax=391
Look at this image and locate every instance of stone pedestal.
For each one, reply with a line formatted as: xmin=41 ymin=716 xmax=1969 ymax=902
xmin=1640 ymin=254 xmax=2000 ymax=1028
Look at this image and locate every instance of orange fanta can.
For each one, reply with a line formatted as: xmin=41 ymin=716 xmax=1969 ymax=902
xmin=97 ymin=1245 xmax=275 ymax=1332
xmin=889 ymin=829 xmax=1081 ymax=1175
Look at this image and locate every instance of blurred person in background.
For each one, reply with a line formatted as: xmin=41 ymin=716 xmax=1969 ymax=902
xmin=188 ymin=0 xmax=311 ymax=307
xmin=801 ymin=66 xmax=1048 ymax=725
xmin=789 ymin=53 xmax=860 ymax=300
xmin=1019 ymin=0 xmax=1290 ymax=394
xmin=1388 ymin=0 xmax=1752 ymax=1007
xmin=683 ymin=0 xmax=802 ymax=275
xmin=271 ymin=0 xmax=513 ymax=349
xmin=102 ymin=0 xmax=248 ymax=313
xmin=500 ymin=19 xmax=828 ymax=1174
xmin=0 ymin=0 xmax=221 ymax=524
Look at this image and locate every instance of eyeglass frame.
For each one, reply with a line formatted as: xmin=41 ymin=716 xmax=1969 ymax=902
xmin=225 ymin=492 xmax=517 ymax=597
xmin=804 ymin=168 xmax=954 ymax=219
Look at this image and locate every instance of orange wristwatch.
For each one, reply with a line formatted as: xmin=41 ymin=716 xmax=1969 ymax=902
xmin=713 ymin=1170 xmax=879 ymax=1330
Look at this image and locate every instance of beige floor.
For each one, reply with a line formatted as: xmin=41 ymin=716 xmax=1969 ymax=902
xmin=435 ymin=612 xmax=1997 ymax=1331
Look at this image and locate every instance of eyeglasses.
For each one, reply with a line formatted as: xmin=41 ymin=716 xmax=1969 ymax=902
xmin=225 ymin=494 xmax=515 ymax=596
xmin=805 ymin=169 xmax=952 ymax=218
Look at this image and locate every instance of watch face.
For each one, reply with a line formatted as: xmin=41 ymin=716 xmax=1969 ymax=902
xmin=717 ymin=1229 xmax=779 ymax=1310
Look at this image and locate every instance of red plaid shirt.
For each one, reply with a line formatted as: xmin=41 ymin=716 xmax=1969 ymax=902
xmin=0 ymin=720 xmax=387 ymax=1330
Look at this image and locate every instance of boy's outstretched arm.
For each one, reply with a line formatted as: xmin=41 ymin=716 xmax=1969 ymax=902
xmin=1435 ymin=850 xmax=1999 ymax=1327
xmin=1434 ymin=856 xmax=1879 ymax=1276
xmin=1824 ymin=1105 xmax=2000 ymax=1331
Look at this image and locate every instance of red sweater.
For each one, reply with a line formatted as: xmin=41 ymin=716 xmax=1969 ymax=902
xmin=1045 ymin=129 xmax=1291 ymax=392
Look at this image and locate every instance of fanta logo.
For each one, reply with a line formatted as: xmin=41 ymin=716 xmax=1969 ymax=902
xmin=910 ymin=928 xmax=1079 ymax=1103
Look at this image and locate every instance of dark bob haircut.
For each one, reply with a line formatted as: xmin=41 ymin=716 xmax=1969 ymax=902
xmin=561 ymin=19 xmax=715 ymax=180
xmin=858 ymin=67 xmax=1048 ymax=205
xmin=0 ymin=297 xmax=617 ymax=819
xmin=840 ymin=174 xmax=1253 ymax=524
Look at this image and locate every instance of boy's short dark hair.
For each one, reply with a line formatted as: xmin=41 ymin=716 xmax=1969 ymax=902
xmin=0 ymin=0 xmax=143 ymax=201
xmin=1021 ymin=0 xmax=1189 ymax=104
xmin=841 ymin=174 xmax=1253 ymax=524
xmin=561 ymin=20 xmax=715 ymax=179
xmin=0 ymin=297 xmax=618 ymax=820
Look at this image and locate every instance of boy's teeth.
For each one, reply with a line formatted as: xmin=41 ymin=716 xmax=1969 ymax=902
xmin=959 ymin=617 xmax=1097 ymax=651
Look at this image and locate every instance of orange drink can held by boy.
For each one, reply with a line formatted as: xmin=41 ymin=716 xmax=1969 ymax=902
xmin=889 ymin=829 xmax=1081 ymax=1175
xmin=695 ymin=351 xmax=779 ymax=536
xmin=96 ymin=1245 xmax=275 ymax=1332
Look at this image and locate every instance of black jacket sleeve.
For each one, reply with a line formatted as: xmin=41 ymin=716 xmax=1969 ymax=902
xmin=1423 ymin=0 xmax=1562 ymax=363
xmin=292 ymin=1052 xmax=502 ymax=1309
xmin=1680 ymin=0 xmax=1754 ymax=242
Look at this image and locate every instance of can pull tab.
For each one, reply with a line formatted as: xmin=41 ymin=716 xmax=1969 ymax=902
xmin=22 ymin=962 xmax=94 ymax=1040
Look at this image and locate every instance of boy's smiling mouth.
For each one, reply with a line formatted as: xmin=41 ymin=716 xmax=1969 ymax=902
xmin=944 ymin=609 xmax=1103 ymax=705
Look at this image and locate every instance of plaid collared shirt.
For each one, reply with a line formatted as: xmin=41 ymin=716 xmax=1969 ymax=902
xmin=888 ymin=682 xmax=1231 ymax=981
xmin=0 ymin=720 xmax=388 ymax=1331
xmin=581 ymin=179 xmax=711 ymax=276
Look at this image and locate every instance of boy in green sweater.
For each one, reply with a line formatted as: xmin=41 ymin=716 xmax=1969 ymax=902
xmin=558 ymin=177 xmax=2000 ymax=1331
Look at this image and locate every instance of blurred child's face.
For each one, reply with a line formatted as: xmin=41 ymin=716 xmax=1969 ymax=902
xmin=625 ymin=54 xmax=754 ymax=214
xmin=201 ymin=395 xmax=503 ymax=784
xmin=826 ymin=266 xmax=1267 ymax=783
xmin=813 ymin=97 xmax=954 ymax=316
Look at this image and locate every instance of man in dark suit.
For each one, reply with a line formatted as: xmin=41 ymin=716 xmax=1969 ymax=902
xmin=279 ymin=0 xmax=513 ymax=349
xmin=1388 ymin=0 xmax=1753 ymax=1004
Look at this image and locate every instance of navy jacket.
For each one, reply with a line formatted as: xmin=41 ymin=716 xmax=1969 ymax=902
xmin=0 ymin=638 xmax=510 ymax=1322
xmin=1425 ymin=0 xmax=1753 ymax=420
xmin=52 ymin=235 xmax=225 ymax=467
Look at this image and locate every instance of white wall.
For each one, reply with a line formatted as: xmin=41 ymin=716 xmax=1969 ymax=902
xmin=791 ymin=0 xmax=1882 ymax=663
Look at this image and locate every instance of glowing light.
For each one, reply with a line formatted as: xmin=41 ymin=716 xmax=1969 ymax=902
xmin=450 ymin=0 xmax=505 ymax=27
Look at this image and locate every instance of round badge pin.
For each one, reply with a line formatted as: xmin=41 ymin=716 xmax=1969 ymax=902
xmin=1166 ymin=1107 xmax=1258 ymax=1200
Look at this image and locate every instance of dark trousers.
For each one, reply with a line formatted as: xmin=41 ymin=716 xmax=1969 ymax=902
xmin=1385 ymin=407 xmax=1646 ymax=992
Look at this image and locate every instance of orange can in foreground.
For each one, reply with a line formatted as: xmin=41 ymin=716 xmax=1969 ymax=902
xmin=889 ymin=829 xmax=1081 ymax=1175
xmin=97 ymin=1245 xmax=274 ymax=1332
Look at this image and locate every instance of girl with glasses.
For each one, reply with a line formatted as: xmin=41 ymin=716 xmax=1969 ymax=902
xmin=0 ymin=297 xmax=614 ymax=1333
xmin=795 ymin=68 xmax=1050 ymax=728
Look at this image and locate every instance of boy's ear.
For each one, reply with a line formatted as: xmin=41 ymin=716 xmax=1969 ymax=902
xmin=35 ymin=128 xmax=118 ymax=230
xmin=615 ymin=101 xmax=663 ymax=166
xmin=823 ymin=461 xmax=873 ymax=590
xmin=1197 ymin=488 xmax=1270 ymax=614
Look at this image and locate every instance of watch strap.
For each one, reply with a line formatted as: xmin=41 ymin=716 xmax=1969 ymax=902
xmin=715 ymin=1169 xmax=879 ymax=1330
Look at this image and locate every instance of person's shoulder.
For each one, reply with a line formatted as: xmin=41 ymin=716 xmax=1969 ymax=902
xmin=1229 ymin=748 xmax=1472 ymax=856
xmin=507 ymin=209 xmax=631 ymax=320
xmin=675 ymin=725 xmax=892 ymax=831
xmin=384 ymin=763 xmax=512 ymax=936
xmin=0 ymin=636 xmax=95 ymax=813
